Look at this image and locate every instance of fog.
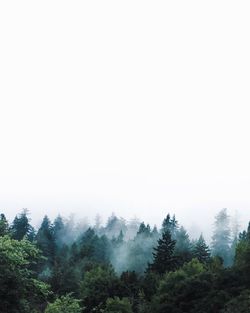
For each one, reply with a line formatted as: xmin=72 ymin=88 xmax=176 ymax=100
xmin=1 ymin=1 xmax=250 ymax=239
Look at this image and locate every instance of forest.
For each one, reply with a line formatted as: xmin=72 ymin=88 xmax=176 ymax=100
xmin=1 ymin=208 xmax=250 ymax=313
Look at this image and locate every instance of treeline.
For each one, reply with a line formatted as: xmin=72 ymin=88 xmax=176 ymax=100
xmin=1 ymin=208 xmax=250 ymax=312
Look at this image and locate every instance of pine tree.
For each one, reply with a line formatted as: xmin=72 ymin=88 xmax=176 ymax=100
xmin=175 ymin=226 xmax=192 ymax=265
xmin=10 ymin=209 xmax=34 ymax=241
xmin=193 ymin=234 xmax=211 ymax=263
xmin=36 ymin=215 xmax=55 ymax=264
xmin=0 ymin=213 xmax=9 ymax=236
xmin=239 ymin=222 xmax=250 ymax=242
xmin=161 ymin=214 xmax=178 ymax=238
xmin=53 ymin=215 xmax=65 ymax=248
xmin=148 ymin=230 xmax=177 ymax=274
xmin=161 ymin=214 xmax=171 ymax=232
xmin=137 ymin=222 xmax=151 ymax=237
xmin=211 ymin=208 xmax=231 ymax=266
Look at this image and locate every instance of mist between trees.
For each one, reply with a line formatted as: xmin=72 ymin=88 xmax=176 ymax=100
xmin=1 ymin=208 xmax=250 ymax=313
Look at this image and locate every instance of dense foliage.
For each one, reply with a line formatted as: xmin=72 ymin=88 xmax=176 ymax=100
xmin=1 ymin=208 xmax=250 ymax=312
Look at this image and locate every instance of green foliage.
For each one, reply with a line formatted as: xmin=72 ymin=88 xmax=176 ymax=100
xmin=2 ymin=210 xmax=250 ymax=313
xmin=193 ymin=234 xmax=211 ymax=264
xmin=148 ymin=230 xmax=177 ymax=274
xmin=0 ymin=235 xmax=49 ymax=313
xmin=102 ymin=297 xmax=133 ymax=313
xmin=10 ymin=209 xmax=34 ymax=241
xmin=161 ymin=214 xmax=178 ymax=238
xmin=80 ymin=266 xmax=122 ymax=312
xmin=53 ymin=215 xmax=65 ymax=249
xmin=79 ymin=228 xmax=111 ymax=264
xmin=160 ymin=258 xmax=205 ymax=291
xmin=36 ymin=215 xmax=55 ymax=266
xmin=45 ymin=294 xmax=81 ymax=313
xmin=234 ymin=238 xmax=250 ymax=271
xmin=234 ymin=221 xmax=250 ymax=272
xmin=0 ymin=213 xmax=9 ymax=236
xmin=137 ymin=222 xmax=151 ymax=237
xmin=175 ymin=226 xmax=193 ymax=266
xmin=149 ymin=259 xmax=212 ymax=313
xmin=220 ymin=290 xmax=250 ymax=313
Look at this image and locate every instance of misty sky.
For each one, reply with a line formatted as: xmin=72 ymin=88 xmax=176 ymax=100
xmin=0 ymin=1 xmax=250 ymax=236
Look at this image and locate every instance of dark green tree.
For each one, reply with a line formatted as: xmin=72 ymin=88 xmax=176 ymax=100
xmin=221 ymin=290 xmax=250 ymax=313
xmin=234 ymin=222 xmax=250 ymax=272
xmin=0 ymin=213 xmax=9 ymax=236
xmin=53 ymin=215 xmax=65 ymax=249
xmin=79 ymin=228 xmax=110 ymax=264
xmin=239 ymin=222 xmax=250 ymax=242
xmin=36 ymin=215 xmax=55 ymax=265
xmin=80 ymin=266 xmax=122 ymax=313
xmin=0 ymin=235 xmax=49 ymax=313
xmin=10 ymin=209 xmax=34 ymax=241
xmin=161 ymin=214 xmax=178 ymax=238
xmin=193 ymin=234 xmax=211 ymax=264
xmin=175 ymin=226 xmax=193 ymax=265
xmin=120 ymin=271 xmax=140 ymax=309
xmin=148 ymin=230 xmax=177 ymax=274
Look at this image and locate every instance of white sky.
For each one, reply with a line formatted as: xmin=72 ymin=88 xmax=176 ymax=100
xmin=0 ymin=1 xmax=250 ymax=236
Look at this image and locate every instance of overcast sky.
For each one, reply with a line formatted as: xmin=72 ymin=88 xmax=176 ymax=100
xmin=0 ymin=1 xmax=250 ymax=235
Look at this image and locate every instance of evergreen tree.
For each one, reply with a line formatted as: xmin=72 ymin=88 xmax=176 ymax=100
xmin=161 ymin=214 xmax=178 ymax=238
xmin=238 ymin=222 xmax=250 ymax=243
xmin=137 ymin=222 xmax=151 ymax=237
xmin=234 ymin=221 xmax=250 ymax=272
xmin=211 ymin=208 xmax=232 ymax=266
xmin=53 ymin=215 xmax=65 ymax=249
xmin=36 ymin=215 xmax=55 ymax=264
xmin=0 ymin=213 xmax=9 ymax=236
xmin=174 ymin=226 xmax=193 ymax=265
xmin=10 ymin=209 xmax=34 ymax=241
xmin=148 ymin=230 xmax=177 ymax=274
xmin=80 ymin=227 xmax=97 ymax=259
xmin=161 ymin=214 xmax=171 ymax=232
xmin=80 ymin=266 xmax=122 ymax=312
xmin=193 ymin=234 xmax=211 ymax=263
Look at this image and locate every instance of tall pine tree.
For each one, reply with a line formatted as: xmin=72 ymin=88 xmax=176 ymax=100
xmin=148 ymin=230 xmax=177 ymax=274
xmin=193 ymin=234 xmax=211 ymax=264
xmin=10 ymin=209 xmax=34 ymax=241
xmin=0 ymin=213 xmax=9 ymax=236
xmin=161 ymin=214 xmax=178 ymax=238
xmin=36 ymin=215 xmax=55 ymax=265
